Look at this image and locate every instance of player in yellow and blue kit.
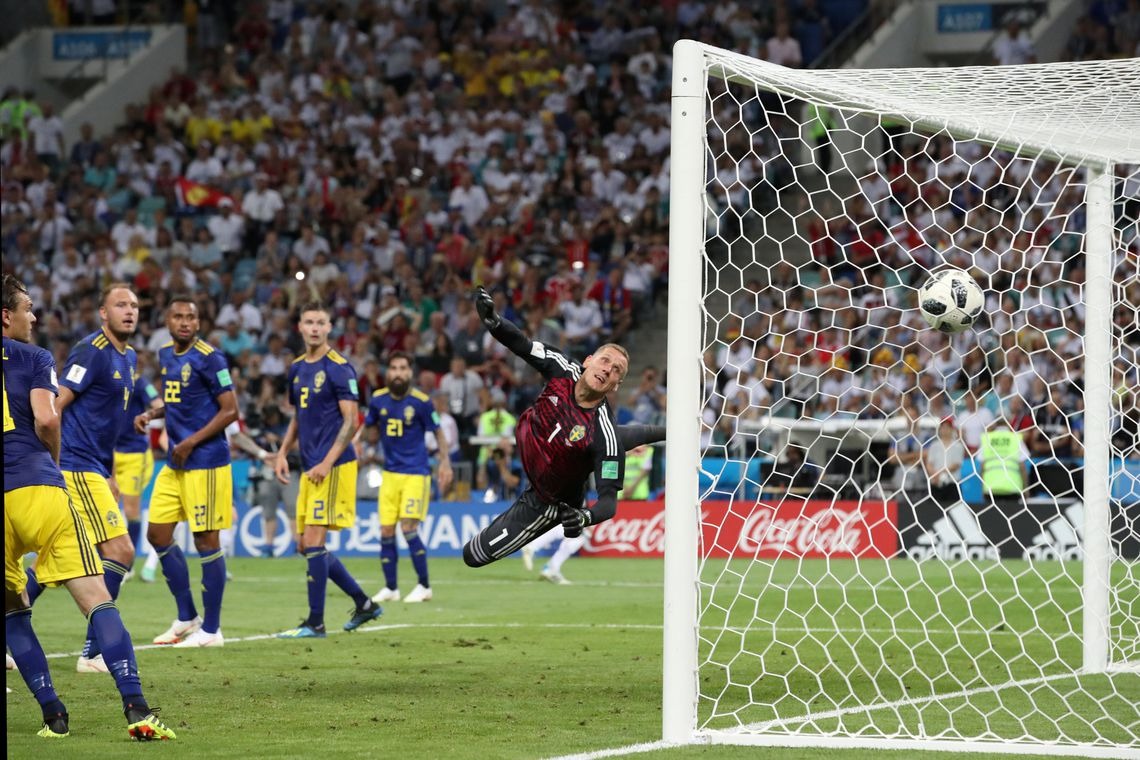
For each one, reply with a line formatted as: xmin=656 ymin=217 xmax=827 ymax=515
xmin=24 ymin=284 xmax=142 ymax=675
xmin=273 ymin=302 xmax=381 ymax=638
xmin=134 ymin=295 xmax=238 ymax=648
xmin=114 ymin=369 xmax=161 ymax=574
xmin=362 ymin=351 xmax=453 ymax=604
xmin=3 ymin=275 xmax=175 ymax=740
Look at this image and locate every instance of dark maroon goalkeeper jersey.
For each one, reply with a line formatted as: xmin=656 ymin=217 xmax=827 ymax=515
xmin=494 ymin=324 xmax=624 ymax=506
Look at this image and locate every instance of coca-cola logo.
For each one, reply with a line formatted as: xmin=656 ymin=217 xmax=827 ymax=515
xmin=585 ymin=509 xmax=667 ymax=554
xmin=581 ymin=500 xmax=896 ymax=559
xmin=738 ymin=507 xmax=867 ymax=556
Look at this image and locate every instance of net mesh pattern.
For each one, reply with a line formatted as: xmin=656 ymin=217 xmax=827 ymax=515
xmin=689 ymin=50 xmax=1140 ymax=751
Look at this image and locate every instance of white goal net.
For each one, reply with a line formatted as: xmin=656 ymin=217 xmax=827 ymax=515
xmin=662 ymin=42 xmax=1140 ymax=756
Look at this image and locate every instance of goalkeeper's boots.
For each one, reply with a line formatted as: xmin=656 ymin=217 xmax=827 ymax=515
xmin=37 ymin=711 xmax=69 ymax=739
xmin=276 ymin=622 xmax=327 ymax=639
xmin=344 ymin=601 xmax=383 ymax=631
xmin=126 ymin=705 xmax=176 ymax=741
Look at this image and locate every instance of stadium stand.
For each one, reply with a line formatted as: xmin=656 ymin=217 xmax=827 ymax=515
xmin=1 ymin=0 xmax=1135 ymax=497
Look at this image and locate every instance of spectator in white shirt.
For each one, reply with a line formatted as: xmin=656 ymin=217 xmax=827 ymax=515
xmin=27 ymin=102 xmax=64 ymax=170
xmin=207 ymin=198 xmax=245 ymax=255
xmin=767 ymin=22 xmax=803 ymax=67
xmin=560 ymin=283 xmax=604 ymax=358
xmin=448 ymin=171 xmax=490 ymax=228
xmin=292 ymin=222 xmax=331 ymax=266
xmin=216 ymin=290 xmax=265 ymax=333
xmin=242 ymin=172 xmax=284 ymax=227
xmin=957 ymin=391 xmax=996 ymax=453
xmin=110 ymin=207 xmax=150 ymax=255
xmin=638 ymin=112 xmax=671 ymax=156
xmin=34 ymin=203 xmax=73 ymax=260
xmin=185 ymin=142 xmax=224 ymax=184
xmin=992 ymin=19 xmax=1036 ymax=65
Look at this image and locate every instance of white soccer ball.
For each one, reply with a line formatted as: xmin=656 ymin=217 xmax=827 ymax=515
xmin=918 ymin=268 xmax=984 ymax=333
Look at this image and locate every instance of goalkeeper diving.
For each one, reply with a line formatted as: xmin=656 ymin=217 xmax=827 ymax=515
xmin=462 ymin=288 xmax=664 ymax=568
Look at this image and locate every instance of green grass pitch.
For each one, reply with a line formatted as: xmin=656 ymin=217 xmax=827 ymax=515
xmin=6 ymin=556 xmax=1136 ymax=759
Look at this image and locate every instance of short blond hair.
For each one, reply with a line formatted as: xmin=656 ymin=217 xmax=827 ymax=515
xmin=595 ymin=343 xmax=630 ymax=375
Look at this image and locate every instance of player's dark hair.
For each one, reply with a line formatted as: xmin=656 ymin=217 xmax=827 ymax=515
xmin=388 ymin=351 xmax=414 ymax=369
xmin=100 ymin=281 xmax=135 ymax=306
xmin=3 ymin=274 xmax=29 ymax=312
xmin=297 ymin=301 xmax=330 ymax=320
xmin=169 ymin=293 xmax=196 ymax=308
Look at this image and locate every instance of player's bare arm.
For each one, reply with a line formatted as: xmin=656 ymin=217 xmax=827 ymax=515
xmin=229 ymin=428 xmax=272 ymax=462
xmin=171 ymin=390 xmax=239 ymax=468
xmin=307 ymin=398 xmax=358 ymax=485
xmin=29 ymin=387 xmax=62 ymax=464
xmin=134 ymin=403 xmax=165 ymax=434
xmin=435 ymin=428 xmax=453 ymax=494
xmin=274 ymin=415 xmax=300 ymax=484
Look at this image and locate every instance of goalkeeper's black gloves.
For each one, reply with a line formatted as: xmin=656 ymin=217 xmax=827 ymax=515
xmin=558 ymin=503 xmax=592 ymax=539
xmin=474 ymin=286 xmax=501 ymax=330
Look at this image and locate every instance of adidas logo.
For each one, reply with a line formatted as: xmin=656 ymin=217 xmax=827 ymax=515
xmin=907 ymin=501 xmax=998 ymax=561
xmin=113 ymin=370 xmax=122 ymax=379
xmin=1025 ymin=501 xmax=1084 ymax=561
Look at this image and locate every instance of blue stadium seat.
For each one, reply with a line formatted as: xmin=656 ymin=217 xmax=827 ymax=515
xmin=232 ymin=257 xmax=257 ymax=291
xmin=699 ymin=457 xmax=770 ymax=498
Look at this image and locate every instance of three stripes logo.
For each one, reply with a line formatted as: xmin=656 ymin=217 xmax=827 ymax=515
xmin=1025 ymin=501 xmax=1084 ymax=561
xmin=907 ymin=501 xmax=999 ymax=561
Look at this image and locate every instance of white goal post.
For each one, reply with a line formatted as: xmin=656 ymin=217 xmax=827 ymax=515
xmin=663 ymin=40 xmax=1140 ymax=756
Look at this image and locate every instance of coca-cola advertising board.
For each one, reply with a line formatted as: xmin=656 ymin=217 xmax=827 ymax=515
xmin=582 ymin=499 xmax=898 ymax=559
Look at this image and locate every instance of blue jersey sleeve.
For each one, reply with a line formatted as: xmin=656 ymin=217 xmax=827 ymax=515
xmin=202 ymin=351 xmax=234 ymax=398
xmin=59 ymin=342 xmax=103 ymax=394
xmin=420 ymin=396 xmax=440 ymax=433
xmin=286 ymin=363 xmax=299 ymax=408
xmin=33 ymin=348 xmax=59 ymax=394
xmin=333 ymin=363 xmax=358 ymax=403
xmin=364 ymin=395 xmax=381 ymax=428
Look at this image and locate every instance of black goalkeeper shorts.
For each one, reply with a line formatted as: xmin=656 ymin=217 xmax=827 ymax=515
xmin=463 ymin=487 xmax=562 ymax=568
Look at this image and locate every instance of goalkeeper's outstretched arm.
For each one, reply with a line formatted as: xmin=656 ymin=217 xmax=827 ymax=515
xmin=474 ymin=286 xmax=579 ymax=380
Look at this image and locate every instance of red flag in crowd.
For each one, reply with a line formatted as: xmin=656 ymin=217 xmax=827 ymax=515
xmin=175 ymin=178 xmax=232 ymax=208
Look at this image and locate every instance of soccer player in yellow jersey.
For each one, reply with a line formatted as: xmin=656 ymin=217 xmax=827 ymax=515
xmin=361 ymin=352 xmax=453 ymax=603
xmin=135 ymin=296 xmax=238 ymax=648
xmin=273 ymin=302 xmax=381 ymax=637
xmin=23 ymin=284 xmax=142 ymax=675
xmin=113 ymin=368 xmax=162 ymax=575
xmin=3 ymin=275 xmax=175 ymax=740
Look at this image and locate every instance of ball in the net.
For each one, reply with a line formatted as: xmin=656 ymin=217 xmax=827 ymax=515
xmin=918 ymin=268 xmax=985 ymax=333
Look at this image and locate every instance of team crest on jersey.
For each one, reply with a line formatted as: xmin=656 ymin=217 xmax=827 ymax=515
xmin=404 ymin=405 xmax=415 ymax=424
xmin=180 ymin=363 xmax=192 ymax=383
xmin=568 ymin=425 xmax=585 ymax=442
xmin=105 ymin=510 xmax=119 ymax=527
xmin=314 ymin=370 xmax=326 ymax=391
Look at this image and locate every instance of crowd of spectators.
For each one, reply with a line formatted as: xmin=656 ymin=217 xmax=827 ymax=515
xmin=699 ymin=110 xmax=1140 ymax=475
xmin=2 ymin=0 xmax=1135 ymax=501
xmin=0 ymin=0 xmax=869 ymax=490
xmin=693 ymin=7 xmax=1140 ymax=474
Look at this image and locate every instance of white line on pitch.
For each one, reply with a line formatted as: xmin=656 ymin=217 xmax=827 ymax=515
xmin=737 ymin=671 xmax=1095 ymax=734
xmin=38 ymin=621 xmax=1077 ymax=661
xmin=226 ymin=573 xmax=1085 ymax=594
xmin=544 ymin=740 xmax=681 ymax=760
